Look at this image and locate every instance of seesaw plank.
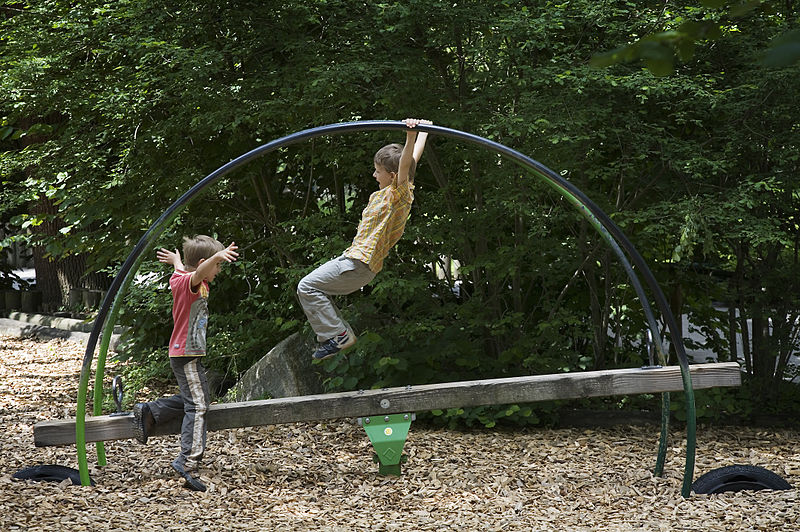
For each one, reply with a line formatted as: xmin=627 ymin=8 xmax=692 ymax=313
xmin=34 ymin=362 xmax=741 ymax=447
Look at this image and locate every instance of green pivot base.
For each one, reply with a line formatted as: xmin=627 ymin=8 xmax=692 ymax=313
xmin=359 ymin=413 xmax=415 ymax=476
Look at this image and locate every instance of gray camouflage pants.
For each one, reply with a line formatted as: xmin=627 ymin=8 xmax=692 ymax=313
xmin=147 ymin=356 xmax=209 ymax=472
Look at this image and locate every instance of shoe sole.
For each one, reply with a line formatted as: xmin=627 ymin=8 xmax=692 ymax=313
xmin=339 ymin=334 xmax=356 ymax=350
xmin=132 ymin=405 xmax=148 ymax=444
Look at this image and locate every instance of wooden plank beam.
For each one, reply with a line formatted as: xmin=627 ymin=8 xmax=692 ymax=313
xmin=34 ymin=362 xmax=741 ymax=447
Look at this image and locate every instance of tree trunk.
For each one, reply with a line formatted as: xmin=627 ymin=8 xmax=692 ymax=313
xmin=29 ymin=197 xmax=109 ymax=312
xmin=668 ymin=279 xmax=683 ymax=362
xmin=733 ymin=240 xmax=752 ymax=374
xmin=726 ymin=305 xmax=737 ymax=364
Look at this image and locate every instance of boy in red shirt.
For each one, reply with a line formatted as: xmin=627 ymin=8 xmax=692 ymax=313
xmin=132 ymin=235 xmax=238 ymax=491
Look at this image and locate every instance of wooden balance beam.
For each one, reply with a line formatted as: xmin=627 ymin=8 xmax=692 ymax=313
xmin=34 ymin=362 xmax=741 ymax=447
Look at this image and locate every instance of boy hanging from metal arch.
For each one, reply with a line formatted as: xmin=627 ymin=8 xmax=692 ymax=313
xmin=297 ymin=118 xmax=432 ymax=360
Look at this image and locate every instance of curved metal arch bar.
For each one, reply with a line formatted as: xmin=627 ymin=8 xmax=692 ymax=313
xmin=76 ymin=121 xmax=695 ymax=496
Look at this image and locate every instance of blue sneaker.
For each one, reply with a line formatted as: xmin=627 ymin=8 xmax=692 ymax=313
xmin=313 ymin=330 xmax=356 ymax=360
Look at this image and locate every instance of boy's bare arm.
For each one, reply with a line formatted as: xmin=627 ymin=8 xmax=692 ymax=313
xmin=412 ymin=121 xmax=431 ymax=162
xmin=191 ymin=242 xmax=239 ymax=287
xmin=157 ymin=248 xmax=185 ymax=272
xmin=397 ymin=118 xmax=432 ymax=187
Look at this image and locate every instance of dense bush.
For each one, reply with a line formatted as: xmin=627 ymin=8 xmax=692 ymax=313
xmin=2 ymin=1 xmax=799 ymax=425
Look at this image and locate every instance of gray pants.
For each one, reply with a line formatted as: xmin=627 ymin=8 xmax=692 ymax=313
xmin=148 ymin=356 xmax=210 ymax=472
xmin=297 ymin=256 xmax=376 ymax=342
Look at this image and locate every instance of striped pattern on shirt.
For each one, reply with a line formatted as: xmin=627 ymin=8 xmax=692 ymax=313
xmin=344 ymin=178 xmax=414 ymax=273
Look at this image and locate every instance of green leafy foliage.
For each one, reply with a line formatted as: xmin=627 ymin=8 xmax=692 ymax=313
xmin=2 ymin=0 xmax=799 ymax=427
xmin=670 ymin=375 xmax=800 ymax=423
xmin=592 ymin=1 xmax=798 ymax=75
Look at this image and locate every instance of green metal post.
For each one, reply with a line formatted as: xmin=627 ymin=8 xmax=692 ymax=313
xmin=91 ymin=265 xmax=142 ymax=467
xmin=76 ymin=215 xmax=178 ymax=485
xmin=359 ymin=413 xmax=415 ymax=475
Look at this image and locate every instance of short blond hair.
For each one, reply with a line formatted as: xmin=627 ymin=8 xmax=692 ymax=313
xmin=182 ymin=235 xmax=224 ymax=268
xmin=374 ymin=143 xmax=416 ymax=179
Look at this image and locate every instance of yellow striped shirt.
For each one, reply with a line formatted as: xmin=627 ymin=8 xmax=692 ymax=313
xmin=344 ymin=178 xmax=414 ymax=273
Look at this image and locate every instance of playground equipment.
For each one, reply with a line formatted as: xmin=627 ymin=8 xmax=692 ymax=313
xmin=32 ymin=121 xmax=743 ymax=497
xmin=35 ymin=363 xmax=741 ymax=468
xmin=36 ymin=364 xmax=741 ymax=447
xmin=691 ymin=464 xmax=792 ymax=494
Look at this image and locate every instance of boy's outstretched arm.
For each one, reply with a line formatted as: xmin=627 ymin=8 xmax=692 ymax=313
xmin=397 ymin=118 xmax=432 ymax=187
xmin=157 ymin=248 xmax=185 ymax=272
xmin=191 ymin=242 xmax=238 ymax=287
xmin=411 ymin=120 xmax=431 ymax=163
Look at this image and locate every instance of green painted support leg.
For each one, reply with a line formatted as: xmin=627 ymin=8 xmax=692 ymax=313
xmin=359 ymin=413 xmax=415 ymax=476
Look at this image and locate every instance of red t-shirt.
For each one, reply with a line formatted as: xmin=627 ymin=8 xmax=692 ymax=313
xmin=168 ymin=270 xmax=210 ymax=357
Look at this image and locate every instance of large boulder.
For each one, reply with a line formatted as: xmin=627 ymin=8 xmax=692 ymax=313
xmin=223 ymin=332 xmax=323 ymax=402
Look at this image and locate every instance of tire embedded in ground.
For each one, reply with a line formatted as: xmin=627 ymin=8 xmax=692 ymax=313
xmin=692 ymin=464 xmax=791 ymax=494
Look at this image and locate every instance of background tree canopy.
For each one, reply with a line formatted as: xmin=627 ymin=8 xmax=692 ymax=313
xmin=2 ymin=0 xmax=799 ymax=426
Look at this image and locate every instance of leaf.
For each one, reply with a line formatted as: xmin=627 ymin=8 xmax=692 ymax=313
xmin=26 ymin=123 xmax=55 ymax=136
xmin=730 ymin=0 xmax=763 ymax=17
xmin=638 ymin=41 xmax=675 ymax=77
xmin=644 ymin=57 xmax=675 ymax=77
xmin=589 ymin=46 xmax=634 ymax=68
xmin=762 ymin=30 xmax=800 ymax=68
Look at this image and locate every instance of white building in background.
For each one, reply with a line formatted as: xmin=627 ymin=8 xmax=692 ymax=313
xmin=681 ymin=306 xmax=800 ymax=381
xmin=1 ymin=229 xmax=32 ymax=268
xmin=1 ymin=227 xmax=34 ymax=289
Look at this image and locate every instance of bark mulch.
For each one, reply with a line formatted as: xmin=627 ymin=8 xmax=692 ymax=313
xmin=1 ymin=336 xmax=798 ymax=531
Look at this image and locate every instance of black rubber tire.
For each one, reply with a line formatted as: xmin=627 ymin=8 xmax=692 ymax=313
xmin=692 ymin=465 xmax=791 ymax=494
xmin=12 ymin=465 xmax=95 ymax=486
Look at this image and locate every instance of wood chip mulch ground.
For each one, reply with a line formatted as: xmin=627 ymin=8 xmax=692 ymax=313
xmin=1 ymin=336 xmax=799 ymax=531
